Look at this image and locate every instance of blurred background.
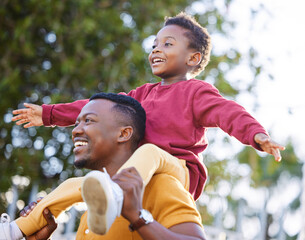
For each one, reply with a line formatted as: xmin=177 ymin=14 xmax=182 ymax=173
xmin=0 ymin=0 xmax=304 ymax=239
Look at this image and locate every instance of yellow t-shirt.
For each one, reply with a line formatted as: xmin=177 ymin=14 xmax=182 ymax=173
xmin=76 ymin=173 xmax=202 ymax=239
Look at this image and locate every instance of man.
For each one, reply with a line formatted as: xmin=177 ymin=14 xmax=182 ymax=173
xmin=1 ymin=93 xmax=206 ymax=240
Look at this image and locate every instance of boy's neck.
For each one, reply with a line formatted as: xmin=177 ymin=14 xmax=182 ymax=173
xmin=161 ymin=75 xmax=191 ymax=86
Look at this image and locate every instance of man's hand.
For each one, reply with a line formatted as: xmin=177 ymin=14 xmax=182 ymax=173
xmin=12 ymin=103 xmax=43 ymax=128
xmin=254 ymin=133 xmax=285 ymax=162
xmin=112 ymin=167 xmax=143 ymax=223
xmin=26 ymin=208 xmax=57 ymax=240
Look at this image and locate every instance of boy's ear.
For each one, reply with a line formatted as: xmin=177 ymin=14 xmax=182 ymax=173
xmin=118 ymin=126 xmax=133 ymax=143
xmin=187 ymin=52 xmax=202 ymax=67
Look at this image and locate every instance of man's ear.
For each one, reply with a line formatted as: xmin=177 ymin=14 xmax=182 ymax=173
xmin=118 ymin=126 xmax=133 ymax=143
xmin=187 ymin=52 xmax=202 ymax=67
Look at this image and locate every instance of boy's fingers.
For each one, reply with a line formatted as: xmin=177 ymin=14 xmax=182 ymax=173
xmin=16 ymin=119 xmax=29 ymax=125
xmin=12 ymin=108 xmax=30 ymax=115
xmin=273 ymin=149 xmax=281 ymax=162
xmin=24 ymin=103 xmax=38 ymax=110
xmin=24 ymin=123 xmax=34 ymax=128
xmin=12 ymin=113 xmax=27 ymax=120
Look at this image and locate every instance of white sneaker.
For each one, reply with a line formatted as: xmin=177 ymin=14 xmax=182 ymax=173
xmin=82 ymin=169 xmax=123 ymax=235
xmin=0 ymin=214 xmax=12 ymax=240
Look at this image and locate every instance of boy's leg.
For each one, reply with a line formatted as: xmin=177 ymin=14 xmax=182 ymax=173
xmin=14 ymin=177 xmax=84 ymax=236
xmin=118 ymin=144 xmax=189 ymax=190
xmin=82 ymin=143 xmax=189 ymax=235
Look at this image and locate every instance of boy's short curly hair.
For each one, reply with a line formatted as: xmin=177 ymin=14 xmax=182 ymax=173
xmin=164 ymin=12 xmax=212 ymax=77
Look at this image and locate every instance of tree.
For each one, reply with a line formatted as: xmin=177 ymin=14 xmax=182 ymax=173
xmin=2 ymin=4 xmax=297 ymax=239
xmin=0 ymin=0 xmax=245 ymax=215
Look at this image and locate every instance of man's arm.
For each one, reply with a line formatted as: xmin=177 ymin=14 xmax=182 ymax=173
xmin=112 ymin=167 xmax=206 ymax=240
xmin=25 ymin=208 xmax=57 ymax=240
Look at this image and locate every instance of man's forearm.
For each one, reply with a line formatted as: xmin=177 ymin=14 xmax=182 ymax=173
xmin=136 ymin=222 xmax=206 ymax=240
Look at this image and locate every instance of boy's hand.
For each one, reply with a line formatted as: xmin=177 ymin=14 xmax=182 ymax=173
xmin=254 ymin=133 xmax=285 ymax=162
xmin=20 ymin=197 xmax=43 ymax=217
xmin=12 ymin=103 xmax=43 ymax=128
xmin=26 ymin=208 xmax=57 ymax=240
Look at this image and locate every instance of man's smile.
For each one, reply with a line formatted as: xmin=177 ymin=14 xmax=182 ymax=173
xmin=73 ymin=138 xmax=89 ymax=153
xmin=74 ymin=141 xmax=88 ymax=148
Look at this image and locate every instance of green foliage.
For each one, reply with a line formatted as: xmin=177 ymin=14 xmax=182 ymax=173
xmin=0 ymin=4 xmax=301 ymax=238
xmin=1 ymin=0 xmax=219 ymax=215
xmin=237 ymin=142 xmax=302 ymax=188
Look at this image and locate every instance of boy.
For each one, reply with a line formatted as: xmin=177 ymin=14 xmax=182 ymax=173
xmin=9 ymin=12 xmax=284 ymax=237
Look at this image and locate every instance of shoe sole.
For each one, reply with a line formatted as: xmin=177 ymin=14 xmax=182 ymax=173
xmin=82 ymin=176 xmax=108 ymax=235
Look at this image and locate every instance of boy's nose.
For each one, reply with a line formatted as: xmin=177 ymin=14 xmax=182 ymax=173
xmin=152 ymin=46 xmax=162 ymax=53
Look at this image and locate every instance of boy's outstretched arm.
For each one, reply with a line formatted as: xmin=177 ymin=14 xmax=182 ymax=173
xmin=12 ymin=99 xmax=89 ymax=128
xmin=254 ymin=133 xmax=285 ymax=162
xmin=12 ymin=103 xmax=43 ymax=128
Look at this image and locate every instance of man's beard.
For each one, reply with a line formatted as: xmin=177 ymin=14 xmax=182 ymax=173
xmin=74 ymin=159 xmax=87 ymax=169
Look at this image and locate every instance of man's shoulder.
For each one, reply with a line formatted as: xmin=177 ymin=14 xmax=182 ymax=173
xmin=143 ymin=173 xmax=196 ymax=208
xmin=143 ymin=174 xmax=202 ymax=229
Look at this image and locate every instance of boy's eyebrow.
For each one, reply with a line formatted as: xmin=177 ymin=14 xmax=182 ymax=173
xmin=163 ymin=36 xmax=176 ymax=41
xmin=154 ymin=36 xmax=176 ymax=43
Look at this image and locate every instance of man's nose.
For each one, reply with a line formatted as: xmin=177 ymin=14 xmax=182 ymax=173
xmin=72 ymin=122 xmax=84 ymax=137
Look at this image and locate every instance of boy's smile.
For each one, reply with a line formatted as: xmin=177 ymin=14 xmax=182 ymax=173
xmin=148 ymin=25 xmax=196 ymax=84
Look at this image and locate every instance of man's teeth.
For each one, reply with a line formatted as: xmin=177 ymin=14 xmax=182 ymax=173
xmin=153 ymin=58 xmax=165 ymax=63
xmin=74 ymin=141 xmax=88 ymax=147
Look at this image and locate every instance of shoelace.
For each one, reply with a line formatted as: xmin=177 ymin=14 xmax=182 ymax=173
xmin=1 ymin=213 xmax=10 ymax=239
xmin=1 ymin=213 xmax=10 ymax=224
xmin=102 ymin=168 xmax=123 ymax=217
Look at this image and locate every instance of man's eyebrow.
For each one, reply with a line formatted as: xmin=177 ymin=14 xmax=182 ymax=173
xmin=76 ymin=112 xmax=98 ymax=121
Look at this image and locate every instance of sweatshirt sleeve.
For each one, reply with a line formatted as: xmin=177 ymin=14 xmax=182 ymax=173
xmin=193 ymin=83 xmax=268 ymax=151
xmin=42 ymin=99 xmax=89 ymax=127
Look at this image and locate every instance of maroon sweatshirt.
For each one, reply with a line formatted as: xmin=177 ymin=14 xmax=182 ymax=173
xmin=42 ymin=79 xmax=267 ymax=200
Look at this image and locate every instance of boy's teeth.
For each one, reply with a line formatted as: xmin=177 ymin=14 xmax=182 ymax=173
xmin=74 ymin=141 xmax=88 ymax=147
xmin=153 ymin=58 xmax=165 ymax=63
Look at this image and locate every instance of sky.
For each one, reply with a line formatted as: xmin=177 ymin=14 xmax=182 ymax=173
xmin=221 ymin=0 xmax=305 ymax=237
xmin=187 ymin=0 xmax=305 ymax=238
xmin=228 ymin=0 xmax=305 ymax=160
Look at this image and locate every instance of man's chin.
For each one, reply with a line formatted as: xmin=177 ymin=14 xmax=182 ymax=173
xmin=74 ymin=159 xmax=87 ymax=169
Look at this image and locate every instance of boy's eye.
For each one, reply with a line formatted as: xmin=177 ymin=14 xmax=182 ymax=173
xmin=85 ymin=118 xmax=92 ymax=123
xmin=75 ymin=122 xmax=79 ymax=127
xmin=152 ymin=45 xmax=156 ymax=49
xmin=165 ymin=42 xmax=172 ymax=46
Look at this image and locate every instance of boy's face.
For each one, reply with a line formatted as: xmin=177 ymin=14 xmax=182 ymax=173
xmin=148 ymin=25 xmax=194 ymax=82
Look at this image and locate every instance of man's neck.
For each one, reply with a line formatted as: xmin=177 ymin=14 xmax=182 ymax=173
xmin=98 ymin=148 xmax=135 ymax=177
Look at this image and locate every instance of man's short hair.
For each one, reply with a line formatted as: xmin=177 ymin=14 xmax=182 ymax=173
xmin=164 ymin=12 xmax=212 ymax=77
xmin=90 ymin=93 xmax=146 ymax=148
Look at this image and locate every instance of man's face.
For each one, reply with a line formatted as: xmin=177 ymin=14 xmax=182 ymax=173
xmin=148 ymin=25 xmax=193 ymax=80
xmin=72 ymin=99 xmax=120 ymax=170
